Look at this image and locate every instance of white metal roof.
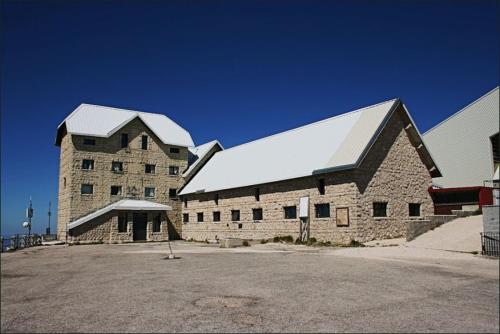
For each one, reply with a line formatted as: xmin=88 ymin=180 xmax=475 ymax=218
xmin=423 ymin=87 xmax=499 ymax=187
xmin=67 ymin=199 xmax=172 ymax=230
xmin=56 ymin=103 xmax=194 ymax=147
xmin=183 ymin=140 xmax=223 ymax=177
xmin=179 ymin=99 xmax=402 ymax=195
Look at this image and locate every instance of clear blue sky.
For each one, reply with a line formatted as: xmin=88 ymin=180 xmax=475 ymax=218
xmin=1 ymin=0 xmax=498 ymax=236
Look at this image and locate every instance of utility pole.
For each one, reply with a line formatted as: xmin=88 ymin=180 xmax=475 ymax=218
xmin=47 ymin=201 xmax=51 ymax=235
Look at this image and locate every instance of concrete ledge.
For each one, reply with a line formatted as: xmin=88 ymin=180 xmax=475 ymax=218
xmin=219 ymin=238 xmax=244 ymax=248
xmin=406 ymin=215 xmax=456 ymax=241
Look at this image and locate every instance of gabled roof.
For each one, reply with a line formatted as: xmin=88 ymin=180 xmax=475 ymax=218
xmin=180 ymin=98 xmax=438 ymax=195
xmin=183 ymin=140 xmax=224 ymax=178
xmin=67 ymin=199 xmax=172 ymax=230
xmin=55 ymin=103 xmax=194 ymax=147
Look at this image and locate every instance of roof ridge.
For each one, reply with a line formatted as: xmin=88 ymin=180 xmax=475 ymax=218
xmin=216 ymin=98 xmax=398 ymax=155
xmin=423 ymin=86 xmax=499 ymax=136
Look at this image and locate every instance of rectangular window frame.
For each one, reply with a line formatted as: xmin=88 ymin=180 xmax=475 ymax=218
xmin=336 ymin=207 xmax=350 ymax=227
xmin=111 ymin=161 xmax=123 ymax=173
xmin=231 ymin=210 xmax=240 ymax=222
xmin=82 ymin=159 xmax=94 ymax=170
xmin=183 ymin=213 xmax=189 ymax=223
xmin=81 ymin=184 xmax=94 ymax=195
xmin=252 ymin=208 xmax=263 ymax=221
xmin=409 ymin=203 xmax=421 ymax=217
xmin=141 ymin=135 xmax=148 ymax=150
xmin=168 ymin=166 xmax=179 ymax=176
xmin=118 ymin=214 xmax=128 ymax=233
xmin=373 ymin=202 xmax=388 ymax=218
xmin=213 ymin=211 xmax=221 ymax=223
xmin=144 ymin=187 xmax=156 ymax=198
xmin=284 ymin=206 xmax=297 ymax=219
xmin=145 ymin=164 xmax=156 ymax=174
xmin=197 ymin=212 xmax=204 ymax=223
xmin=110 ymin=185 xmax=122 ymax=196
xmin=168 ymin=188 xmax=177 ymax=199
xmin=315 ymin=203 xmax=330 ymax=218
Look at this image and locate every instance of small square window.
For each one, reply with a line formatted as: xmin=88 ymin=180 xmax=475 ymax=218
xmin=409 ymin=203 xmax=421 ymax=217
xmin=284 ymin=206 xmax=297 ymax=219
xmin=318 ymin=178 xmax=325 ymax=195
xmin=141 ymin=135 xmax=148 ymax=150
xmin=213 ymin=211 xmax=221 ymax=222
xmin=197 ymin=212 xmax=204 ymax=223
xmin=169 ymin=166 xmax=179 ymax=175
xmin=81 ymin=184 xmax=93 ymax=195
xmin=82 ymin=159 xmax=94 ymax=170
xmin=231 ymin=210 xmax=240 ymax=221
xmin=373 ymin=202 xmax=388 ymax=217
xmin=144 ymin=187 xmax=155 ymax=198
xmin=111 ymin=161 xmax=123 ymax=172
xmin=118 ymin=214 xmax=127 ymax=233
xmin=170 ymin=147 xmax=180 ymax=154
xmin=253 ymin=208 xmax=263 ymax=221
xmin=83 ymin=138 xmax=95 ymax=145
xmin=315 ymin=203 xmax=330 ymax=218
xmin=145 ymin=164 xmax=156 ymax=174
xmin=110 ymin=186 xmax=122 ymax=196
xmin=169 ymin=188 xmax=177 ymax=198
xmin=153 ymin=214 xmax=161 ymax=232
xmin=183 ymin=213 xmax=189 ymax=223
xmin=121 ymin=133 xmax=128 ymax=148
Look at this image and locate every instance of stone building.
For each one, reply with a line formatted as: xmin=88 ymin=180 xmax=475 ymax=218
xmin=178 ymin=99 xmax=440 ymax=243
xmin=56 ymin=98 xmax=440 ymax=244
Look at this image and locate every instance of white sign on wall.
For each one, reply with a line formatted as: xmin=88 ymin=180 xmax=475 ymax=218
xmin=299 ymin=196 xmax=309 ymax=218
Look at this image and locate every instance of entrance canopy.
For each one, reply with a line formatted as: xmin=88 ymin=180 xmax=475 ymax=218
xmin=67 ymin=199 xmax=171 ymax=230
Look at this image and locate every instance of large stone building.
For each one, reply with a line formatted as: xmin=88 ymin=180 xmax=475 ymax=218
xmin=56 ymin=98 xmax=440 ymax=244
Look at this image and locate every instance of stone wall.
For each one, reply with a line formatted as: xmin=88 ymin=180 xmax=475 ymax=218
xmin=405 ymin=215 xmax=456 ymax=241
xmin=181 ymin=108 xmax=434 ymax=243
xmin=57 ymin=117 xmax=186 ymax=240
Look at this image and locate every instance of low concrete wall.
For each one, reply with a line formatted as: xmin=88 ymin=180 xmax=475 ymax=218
xmin=405 ymin=215 xmax=457 ymax=241
xmin=482 ymin=205 xmax=499 ymax=233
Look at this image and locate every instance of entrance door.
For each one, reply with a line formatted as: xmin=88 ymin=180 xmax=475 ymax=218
xmin=133 ymin=213 xmax=148 ymax=241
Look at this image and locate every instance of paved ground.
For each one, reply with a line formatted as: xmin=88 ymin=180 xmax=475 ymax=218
xmin=1 ymin=241 xmax=498 ymax=333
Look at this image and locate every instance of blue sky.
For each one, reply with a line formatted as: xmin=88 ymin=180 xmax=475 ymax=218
xmin=1 ymin=0 xmax=498 ymax=236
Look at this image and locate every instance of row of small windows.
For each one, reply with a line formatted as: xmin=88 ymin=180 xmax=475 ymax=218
xmin=81 ymin=159 xmax=179 ymax=175
xmin=85 ymin=135 xmax=181 ymax=154
xmin=117 ymin=213 xmax=161 ymax=233
xmin=182 ymin=202 xmax=421 ymax=222
xmin=81 ymin=184 xmax=177 ymax=198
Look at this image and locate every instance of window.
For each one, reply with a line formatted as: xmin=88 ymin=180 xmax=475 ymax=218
xmin=82 ymin=159 xmax=94 ymax=170
xmin=111 ymin=161 xmax=123 ymax=172
xmin=215 ymin=193 xmax=219 ymax=205
xmin=183 ymin=213 xmax=189 ymax=223
xmin=145 ymin=164 xmax=156 ymax=174
xmin=284 ymin=206 xmax=297 ymax=219
xmin=153 ymin=214 xmax=161 ymax=232
xmin=213 ymin=211 xmax=221 ymax=222
xmin=141 ymin=135 xmax=148 ymax=150
xmin=121 ymin=133 xmax=128 ymax=148
xmin=184 ymin=198 xmax=188 ymax=208
xmin=169 ymin=188 xmax=177 ymax=199
xmin=231 ymin=210 xmax=240 ymax=221
xmin=255 ymin=188 xmax=260 ymax=201
xmin=110 ymin=186 xmax=122 ymax=196
xmin=336 ymin=207 xmax=349 ymax=227
xmin=118 ymin=214 xmax=127 ymax=233
xmin=318 ymin=178 xmax=325 ymax=195
xmin=315 ymin=203 xmax=330 ymax=218
xmin=144 ymin=187 xmax=155 ymax=198
xmin=197 ymin=212 xmax=204 ymax=223
xmin=169 ymin=166 xmax=179 ymax=175
xmin=83 ymin=138 xmax=95 ymax=145
xmin=170 ymin=147 xmax=180 ymax=154
xmin=373 ymin=202 xmax=388 ymax=217
xmin=409 ymin=203 xmax=421 ymax=217
xmin=253 ymin=208 xmax=263 ymax=221
xmin=81 ymin=184 xmax=93 ymax=195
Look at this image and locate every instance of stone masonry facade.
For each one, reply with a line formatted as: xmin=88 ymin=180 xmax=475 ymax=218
xmin=180 ymin=107 xmax=433 ymax=244
xmin=57 ymin=117 xmax=187 ymax=242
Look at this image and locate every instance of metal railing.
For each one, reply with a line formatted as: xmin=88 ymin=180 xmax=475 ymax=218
xmin=480 ymin=232 xmax=499 ymax=257
xmin=1 ymin=234 xmax=42 ymax=253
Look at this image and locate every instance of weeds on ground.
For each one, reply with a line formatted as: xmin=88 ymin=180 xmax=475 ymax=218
xmin=242 ymin=240 xmax=250 ymax=247
xmin=272 ymin=235 xmax=294 ymax=243
xmin=260 ymin=239 xmax=268 ymax=244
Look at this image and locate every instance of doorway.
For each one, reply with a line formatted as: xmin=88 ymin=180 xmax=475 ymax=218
xmin=133 ymin=213 xmax=148 ymax=241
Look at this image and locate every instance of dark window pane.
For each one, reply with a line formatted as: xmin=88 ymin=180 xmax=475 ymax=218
xmin=318 ymin=179 xmax=325 ymax=195
xmin=121 ymin=133 xmax=128 ymax=148
xmin=183 ymin=213 xmax=189 ymax=223
xmin=373 ymin=202 xmax=388 ymax=217
xmin=145 ymin=187 xmax=155 ymax=198
xmin=169 ymin=188 xmax=177 ymax=198
xmin=145 ymin=164 xmax=156 ymax=174
xmin=110 ymin=186 xmax=122 ymax=196
xmin=169 ymin=166 xmax=179 ymax=175
xmin=81 ymin=184 xmax=93 ymax=194
xmin=213 ymin=211 xmax=221 ymax=222
xmin=111 ymin=161 xmax=123 ymax=172
xmin=83 ymin=138 xmax=95 ymax=145
xmin=284 ymin=206 xmax=297 ymax=219
xmin=82 ymin=159 xmax=94 ymax=170
xmin=170 ymin=147 xmax=180 ymax=154
xmin=153 ymin=214 xmax=161 ymax=232
xmin=141 ymin=135 xmax=148 ymax=150
xmin=118 ymin=214 xmax=127 ymax=232
xmin=197 ymin=212 xmax=204 ymax=222
xmin=315 ymin=203 xmax=330 ymax=218
xmin=231 ymin=210 xmax=240 ymax=221
xmin=253 ymin=208 xmax=263 ymax=220
xmin=409 ymin=203 xmax=421 ymax=217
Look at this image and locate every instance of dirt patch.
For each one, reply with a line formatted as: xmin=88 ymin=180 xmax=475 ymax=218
xmin=194 ymin=296 xmax=259 ymax=309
